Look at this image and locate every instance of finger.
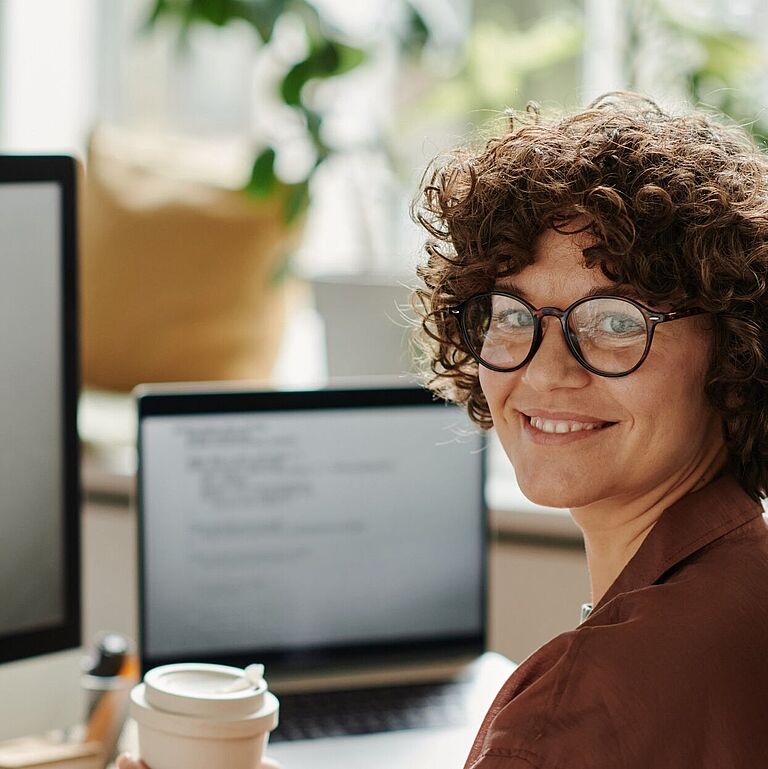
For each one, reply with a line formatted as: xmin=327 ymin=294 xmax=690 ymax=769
xmin=115 ymin=755 xmax=146 ymax=769
xmin=262 ymin=758 xmax=282 ymax=769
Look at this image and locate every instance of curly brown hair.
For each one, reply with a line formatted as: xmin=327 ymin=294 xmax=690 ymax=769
xmin=412 ymin=91 xmax=768 ymax=501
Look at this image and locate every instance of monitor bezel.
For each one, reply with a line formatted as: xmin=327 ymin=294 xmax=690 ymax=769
xmin=136 ymin=384 xmax=487 ymax=675
xmin=0 ymin=156 xmax=81 ymax=663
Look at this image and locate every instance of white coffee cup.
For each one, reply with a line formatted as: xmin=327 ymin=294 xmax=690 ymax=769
xmin=129 ymin=663 xmax=279 ymax=769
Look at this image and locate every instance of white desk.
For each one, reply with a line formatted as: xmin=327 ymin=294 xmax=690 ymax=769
xmin=119 ymin=653 xmax=516 ymax=769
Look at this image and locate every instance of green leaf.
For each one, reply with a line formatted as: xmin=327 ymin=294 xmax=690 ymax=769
xmin=143 ymin=0 xmax=287 ymax=43
xmin=280 ymin=59 xmax=316 ymax=106
xmin=194 ymin=0 xmax=228 ymax=27
xmin=270 ymin=249 xmax=294 ymax=284
xmin=331 ymin=42 xmax=366 ymax=77
xmin=304 ymin=109 xmax=322 ymax=143
xmin=245 ymin=148 xmax=278 ymax=198
xmin=280 ymin=41 xmax=366 ymax=106
xmin=402 ymin=5 xmax=429 ymax=54
xmin=301 ymin=110 xmax=331 ymax=162
xmin=144 ymin=0 xmax=170 ymax=29
xmin=283 ymin=180 xmax=310 ymax=224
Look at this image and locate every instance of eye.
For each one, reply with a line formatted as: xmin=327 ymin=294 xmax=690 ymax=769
xmin=494 ymin=309 xmax=534 ymax=329
xmin=599 ymin=313 xmax=644 ymax=336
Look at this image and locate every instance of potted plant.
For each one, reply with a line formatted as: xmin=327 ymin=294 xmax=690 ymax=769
xmin=80 ymin=0 xmax=429 ymax=390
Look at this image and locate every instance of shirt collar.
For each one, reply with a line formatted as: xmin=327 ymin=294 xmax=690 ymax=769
xmin=592 ymin=473 xmax=763 ymax=615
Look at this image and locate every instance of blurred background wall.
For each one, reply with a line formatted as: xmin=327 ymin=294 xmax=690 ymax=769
xmin=7 ymin=0 xmax=767 ymax=292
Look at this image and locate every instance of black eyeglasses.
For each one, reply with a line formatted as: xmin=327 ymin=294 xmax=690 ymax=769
xmin=450 ymin=292 xmax=706 ymax=377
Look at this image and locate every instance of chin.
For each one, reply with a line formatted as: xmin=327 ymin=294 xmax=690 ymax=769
xmin=517 ymin=485 xmax=576 ymax=509
xmin=514 ymin=469 xmax=600 ymax=510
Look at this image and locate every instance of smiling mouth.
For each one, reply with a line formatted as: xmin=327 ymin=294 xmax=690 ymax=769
xmin=524 ymin=414 xmax=618 ymax=434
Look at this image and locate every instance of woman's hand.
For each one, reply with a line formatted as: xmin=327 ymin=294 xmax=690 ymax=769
xmin=116 ymin=757 xmax=146 ymax=769
xmin=116 ymin=755 xmax=281 ymax=768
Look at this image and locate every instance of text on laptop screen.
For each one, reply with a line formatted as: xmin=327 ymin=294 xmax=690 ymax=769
xmin=140 ymin=401 xmax=484 ymax=661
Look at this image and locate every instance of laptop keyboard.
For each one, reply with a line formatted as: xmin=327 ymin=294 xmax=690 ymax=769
xmin=269 ymin=681 xmax=471 ymax=742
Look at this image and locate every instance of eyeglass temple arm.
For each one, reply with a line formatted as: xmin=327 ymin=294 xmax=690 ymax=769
xmin=656 ymin=307 xmax=706 ymax=323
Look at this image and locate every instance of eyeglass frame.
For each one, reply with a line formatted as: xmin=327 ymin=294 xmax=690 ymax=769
xmin=449 ymin=291 xmax=707 ymax=377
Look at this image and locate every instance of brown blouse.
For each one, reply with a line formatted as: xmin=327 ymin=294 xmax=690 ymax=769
xmin=466 ymin=474 xmax=768 ymax=768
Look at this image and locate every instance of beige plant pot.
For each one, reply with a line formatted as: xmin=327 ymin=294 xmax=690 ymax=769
xmin=80 ymin=127 xmax=300 ymax=392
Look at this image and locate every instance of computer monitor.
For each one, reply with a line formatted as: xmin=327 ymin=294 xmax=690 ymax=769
xmin=0 ymin=156 xmax=82 ymax=740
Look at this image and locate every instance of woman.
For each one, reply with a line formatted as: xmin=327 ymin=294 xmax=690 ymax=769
xmin=412 ymin=92 xmax=768 ymax=767
xmin=119 ymin=93 xmax=768 ymax=767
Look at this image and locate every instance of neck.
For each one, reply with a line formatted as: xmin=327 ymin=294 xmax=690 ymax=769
xmin=571 ymin=443 xmax=728 ymax=607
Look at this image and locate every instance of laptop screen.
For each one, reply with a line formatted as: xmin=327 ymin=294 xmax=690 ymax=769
xmin=137 ymin=386 xmax=486 ymax=673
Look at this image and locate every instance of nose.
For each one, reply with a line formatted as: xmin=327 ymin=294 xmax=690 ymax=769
xmin=521 ymin=315 xmax=591 ymax=391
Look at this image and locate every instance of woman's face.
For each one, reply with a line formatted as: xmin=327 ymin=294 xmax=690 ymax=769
xmin=479 ymin=227 xmax=726 ymax=509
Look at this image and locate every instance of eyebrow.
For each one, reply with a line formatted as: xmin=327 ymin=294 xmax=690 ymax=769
xmin=496 ymin=282 xmax=639 ymax=302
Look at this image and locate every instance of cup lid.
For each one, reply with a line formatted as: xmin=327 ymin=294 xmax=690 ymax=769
xmin=144 ymin=663 xmax=268 ymax=720
xmin=131 ymin=685 xmax=279 ymax=740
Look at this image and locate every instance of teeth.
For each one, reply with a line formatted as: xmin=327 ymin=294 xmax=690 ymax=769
xmin=529 ymin=416 xmax=605 ymax=434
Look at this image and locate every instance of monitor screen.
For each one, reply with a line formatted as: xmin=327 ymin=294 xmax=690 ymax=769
xmin=138 ymin=388 xmax=486 ymax=672
xmin=0 ymin=157 xmax=80 ymax=664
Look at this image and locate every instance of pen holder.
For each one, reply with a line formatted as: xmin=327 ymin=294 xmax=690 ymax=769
xmin=81 ymin=635 xmax=139 ymax=768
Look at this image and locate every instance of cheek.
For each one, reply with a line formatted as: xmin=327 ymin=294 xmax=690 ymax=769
xmin=620 ymin=339 xmax=715 ymax=440
xmin=478 ymin=367 xmax=512 ymax=418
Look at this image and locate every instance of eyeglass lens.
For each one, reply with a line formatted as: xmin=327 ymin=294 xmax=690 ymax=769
xmin=462 ymin=294 xmax=649 ymax=375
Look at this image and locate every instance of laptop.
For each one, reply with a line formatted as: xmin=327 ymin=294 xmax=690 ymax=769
xmin=135 ymin=383 xmax=516 ymax=768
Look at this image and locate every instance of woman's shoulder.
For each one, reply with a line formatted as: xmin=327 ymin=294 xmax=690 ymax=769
xmin=581 ymin=519 xmax=768 ymax=685
xmin=476 ymin=510 xmax=768 ymax=767
xmin=634 ymin=509 xmax=768 ymax=622
xmin=603 ymin=508 xmax=768 ymax=615
xmin=482 ymin=576 xmax=768 ymax=767
xmin=514 ymin=513 xmax=768 ymax=696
